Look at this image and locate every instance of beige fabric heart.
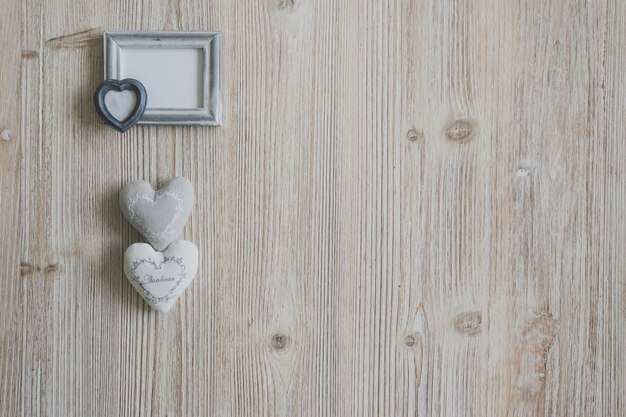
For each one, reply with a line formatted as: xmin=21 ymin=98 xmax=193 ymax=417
xmin=119 ymin=177 xmax=194 ymax=250
xmin=124 ymin=240 xmax=199 ymax=312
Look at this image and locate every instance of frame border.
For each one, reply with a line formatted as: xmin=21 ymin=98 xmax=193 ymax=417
xmin=104 ymin=30 xmax=222 ymax=126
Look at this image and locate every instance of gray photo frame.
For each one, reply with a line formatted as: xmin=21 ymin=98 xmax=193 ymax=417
xmin=104 ymin=30 xmax=222 ymax=126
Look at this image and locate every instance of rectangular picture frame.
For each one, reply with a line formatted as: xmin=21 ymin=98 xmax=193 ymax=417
xmin=104 ymin=30 xmax=222 ymax=126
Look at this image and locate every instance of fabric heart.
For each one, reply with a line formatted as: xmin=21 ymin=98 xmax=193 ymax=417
xmin=124 ymin=240 xmax=199 ymax=312
xmin=94 ymin=78 xmax=147 ymax=133
xmin=119 ymin=177 xmax=194 ymax=251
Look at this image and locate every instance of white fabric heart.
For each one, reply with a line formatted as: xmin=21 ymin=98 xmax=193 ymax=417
xmin=124 ymin=240 xmax=199 ymax=312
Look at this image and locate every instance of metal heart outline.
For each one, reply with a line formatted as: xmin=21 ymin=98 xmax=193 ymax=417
xmin=128 ymin=256 xmax=187 ymax=304
xmin=94 ymin=78 xmax=147 ymax=133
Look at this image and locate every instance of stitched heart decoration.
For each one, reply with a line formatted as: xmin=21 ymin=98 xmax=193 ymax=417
xmin=120 ymin=177 xmax=194 ymax=251
xmin=124 ymin=240 xmax=199 ymax=312
xmin=94 ymin=78 xmax=147 ymax=133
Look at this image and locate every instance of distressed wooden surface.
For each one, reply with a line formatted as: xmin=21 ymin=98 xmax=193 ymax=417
xmin=1 ymin=0 xmax=625 ymax=416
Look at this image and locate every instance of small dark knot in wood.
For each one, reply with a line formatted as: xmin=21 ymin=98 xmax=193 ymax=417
xmin=404 ymin=335 xmax=415 ymax=346
xmin=453 ymin=311 xmax=482 ymax=335
xmin=1 ymin=128 xmax=13 ymax=141
xmin=21 ymin=50 xmax=38 ymax=59
xmin=271 ymin=333 xmax=289 ymax=350
xmin=444 ymin=118 xmax=476 ymax=143
xmin=20 ymin=262 xmax=35 ymax=276
xmin=407 ymin=129 xmax=423 ymax=142
xmin=20 ymin=261 xmax=60 ymax=277
xmin=277 ymin=0 xmax=294 ymax=10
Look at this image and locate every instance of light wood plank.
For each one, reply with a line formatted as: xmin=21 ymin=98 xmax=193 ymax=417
xmin=1 ymin=0 xmax=624 ymax=416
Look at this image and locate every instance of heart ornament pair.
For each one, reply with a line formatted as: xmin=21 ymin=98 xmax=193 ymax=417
xmin=120 ymin=177 xmax=198 ymax=312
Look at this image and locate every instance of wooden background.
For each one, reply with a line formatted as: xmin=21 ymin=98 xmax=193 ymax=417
xmin=1 ymin=0 xmax=624 ymax=416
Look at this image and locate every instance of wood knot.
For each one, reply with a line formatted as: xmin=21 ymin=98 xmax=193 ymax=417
xmin=0 ymin=129 xmax=12 ymax=141
xmin=521 ymin=313 xmax=558 ymax=354
xmin=21 ymin=50 xmax=39 ymax=59
xmin=271 ymin=333 xmax=290 ymax=351
xmin=402 ymin=333 xmax=422 ymax=350
xmin=20 ymin=261 xmax=60 ymax=277
xmin=453 ymin=311 xmax=482 ymax=335
xmin=277 ymin=0 xmax=294 ymax=10
xmin=516 ymin=313 xmax=559 ymax=395
xmin=20 ymin=262 xmax=35 ymax=276
xmin=444 ymin=118 xmax=476 ymax=143
xmin=515 ymin=159 xmax=535 ymax=178
xmin=406 ymin=129 xmax=424 ymax=142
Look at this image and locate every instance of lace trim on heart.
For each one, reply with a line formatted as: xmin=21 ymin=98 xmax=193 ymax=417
xmin=127 ymin=191 xmax=185 ymax=242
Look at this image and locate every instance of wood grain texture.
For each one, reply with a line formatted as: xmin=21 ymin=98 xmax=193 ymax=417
xmin=1 ymin=0 xmax=625 ymax=416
